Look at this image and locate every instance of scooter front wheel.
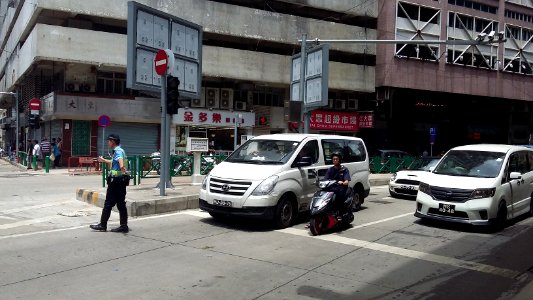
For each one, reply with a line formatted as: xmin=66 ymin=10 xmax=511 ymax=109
xmin=309 ymin=215 xmax=325 ymax=236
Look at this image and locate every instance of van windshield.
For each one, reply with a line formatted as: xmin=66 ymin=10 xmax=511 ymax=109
xmin=433 ymin=150 xmax=505 ymax=178
xmin=225 ymin=139 xmax=300 ymax=164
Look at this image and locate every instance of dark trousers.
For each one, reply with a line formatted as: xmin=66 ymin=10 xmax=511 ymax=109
xmin=332 ymin=186 xmax=348 ymax=213
xmin=54 ymin=154 xmax=61 ymax=167
xmin=100 ymin=178 xmax=128 ymax=226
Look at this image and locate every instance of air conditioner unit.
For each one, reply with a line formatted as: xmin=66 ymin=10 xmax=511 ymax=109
xmin=79 ymin=83 xmax=95 ymax=93
xmin=235 ymin=101 xmax=247 ymax=111
xmin=205 ymin=88 xmax=219 ymax=109
xmin=191 ymin=88 xmax=206 ymax=108
xmin=220 ymin=88 xmax=234 ymax=110
xmin=334 ymin=99 xmax=346 ymax=110
xmin=347 ymin=99 xmax=358 ymax=110
xmin=65 ymin=82 xmax=79 ymax=92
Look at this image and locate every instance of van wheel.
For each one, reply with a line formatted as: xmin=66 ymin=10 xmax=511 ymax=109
xmin=274 ymin=197 xmax=294 ymax=229
xmin=353 ymin=189 xmax=363 ymax=211
xmin=492 ymin=202 xmax=507 ymax=231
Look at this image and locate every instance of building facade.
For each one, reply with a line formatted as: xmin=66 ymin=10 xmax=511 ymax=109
xmin=0 ymin=0 xmax=377 ymax=161
xmin=375 ymin=0 xmax=533 ymax=155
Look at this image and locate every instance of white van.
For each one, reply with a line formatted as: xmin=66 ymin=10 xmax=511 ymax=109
xmin=199 ymin=134 xmax=370 ymax=228
xmin=415 ymin=144 xmax=533 ymax=229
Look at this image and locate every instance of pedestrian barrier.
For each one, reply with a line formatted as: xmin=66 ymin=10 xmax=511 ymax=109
xmin=68 ymin=156 xmax=101 ymax=175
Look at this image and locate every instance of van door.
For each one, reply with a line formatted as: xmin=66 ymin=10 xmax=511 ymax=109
xmin=507 ymin=151 xmax=531 ymax=217
xmin=292 ymin=140 xmax=320 ymax=211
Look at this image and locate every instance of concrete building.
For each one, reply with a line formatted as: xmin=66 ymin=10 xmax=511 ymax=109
xmin=376 ymin=0 xmax=533 ymax=155
xmin=0 ymin=0 xmax=377 ymax=162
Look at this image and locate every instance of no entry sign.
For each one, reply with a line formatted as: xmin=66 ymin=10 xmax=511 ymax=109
xmin=154 ymin=49 xmax=168 ymax=76
xmin=29 ymin=98 xmax=41 ymax=114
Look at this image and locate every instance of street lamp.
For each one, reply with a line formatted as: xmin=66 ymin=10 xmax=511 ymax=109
xmin=0 ymin=91 xmax=18 ymax=161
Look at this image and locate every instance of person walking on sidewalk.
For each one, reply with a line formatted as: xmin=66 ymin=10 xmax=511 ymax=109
xmin=32 ymin=140 xmax=41 ymax=170
xmin=90 ymin=134 xmax=129 ymax=233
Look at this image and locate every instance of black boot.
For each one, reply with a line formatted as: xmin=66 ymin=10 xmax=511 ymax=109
xmin=89 ymin=223 xmax=107 ymax=231
xmin=110 ymin=225 xmax=129 ymax=233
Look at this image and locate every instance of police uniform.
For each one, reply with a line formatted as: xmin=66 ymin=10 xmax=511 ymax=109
xmin=90 ymin=134 xmax=129 ymax=232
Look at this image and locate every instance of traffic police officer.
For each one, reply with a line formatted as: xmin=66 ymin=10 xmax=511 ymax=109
xmin=90 ymin=134 xmax=129 ymax=233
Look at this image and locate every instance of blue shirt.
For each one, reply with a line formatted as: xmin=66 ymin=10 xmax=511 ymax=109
xmin=325 ymin=166 xmax=351 ymax=182
xmin=111 ymin=145 xmax=126 ymax=171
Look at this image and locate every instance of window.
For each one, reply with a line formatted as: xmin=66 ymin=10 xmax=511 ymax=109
xmin=508 ymin=152 xmax=529 ymax=174
xmin=295 ymin=140 xmax=319 ymax=164
xmin=322 ymin=139 xmax=366 ymax=164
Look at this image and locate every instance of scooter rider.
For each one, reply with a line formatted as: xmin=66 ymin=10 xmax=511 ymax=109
xmin=325 ymin=152 xmax=351 ymax=214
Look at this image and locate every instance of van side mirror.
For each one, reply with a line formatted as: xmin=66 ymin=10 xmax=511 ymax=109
xmin=509 ymin=172 xmax=522 ymax=180
xmin=293 ymin=156 xmax=313 ymax=168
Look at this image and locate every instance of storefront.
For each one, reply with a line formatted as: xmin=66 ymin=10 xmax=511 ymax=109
xmin=172 ymin=108 xmax=255 ymax=153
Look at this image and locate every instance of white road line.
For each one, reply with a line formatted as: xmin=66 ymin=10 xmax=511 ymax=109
xmin=350 ymin=212 xmax=412 ymax=230
xmin=0 ymin=201 xmax=72 ymax=214
xmin=279 ymin=227 xmax=520 ymax=279
xmin=0 ymin=215 xmax=64 ymax=230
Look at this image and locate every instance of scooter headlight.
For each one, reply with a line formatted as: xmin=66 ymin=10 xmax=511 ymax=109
xmin=252 ymin=175 xmax=279 ymax=196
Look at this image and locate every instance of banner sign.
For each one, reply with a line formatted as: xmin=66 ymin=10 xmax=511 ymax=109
xmin=310 ymin=110 xmax=358 ymax=131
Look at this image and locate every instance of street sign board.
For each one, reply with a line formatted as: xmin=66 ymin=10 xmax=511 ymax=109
xmin=186 ymin=137 xmax=208 ymax=152
xmin=29 ymin=98 xmax=41 ymax=115
xmin=154 ymin=49 xmax=168 ymax=76
xmin=290 ymin=44 xmax=329 ymax=108
xmin=98 ymin=115 xmax=111 ymax=127
xmin=127 ymin=1 xmax=202 ymax=98
xmin=430 ymin=127 xmax=436 ymax=145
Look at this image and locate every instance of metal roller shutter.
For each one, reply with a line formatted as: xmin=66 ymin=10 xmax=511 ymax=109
xmin=97 ymin=122 xmax=158 ymax=156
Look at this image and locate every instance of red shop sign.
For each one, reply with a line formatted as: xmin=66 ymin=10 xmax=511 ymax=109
xmin=358 ymin=112 xmax=373 ymax=128
xmin=310 ymin=110 xmax=359 ymax=131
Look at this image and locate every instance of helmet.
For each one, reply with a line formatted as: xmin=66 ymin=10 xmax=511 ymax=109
xmin=331 ymin=152 xmax=342 ymax=162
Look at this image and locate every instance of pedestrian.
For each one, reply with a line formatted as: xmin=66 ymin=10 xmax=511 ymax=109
xmin=40 ymin=137 xmax=51 ymax=159
xmin=26 ymin=139 xmax=34 ymax=169
xmin=54 ymin=137 xmax=62 ymax=168
xmin=90 ymin=134 xmax=129 ymax=233
xmin=32 ymin=139 xmax=41 ymax=170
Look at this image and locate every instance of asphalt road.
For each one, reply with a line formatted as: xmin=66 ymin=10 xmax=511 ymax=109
xmin=0 ymin=159 xmax=532 ymax=299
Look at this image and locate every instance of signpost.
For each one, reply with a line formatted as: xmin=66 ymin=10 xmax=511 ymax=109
xmin=290 ymin=37 xmax=329 ymax=133
xmin=98 ymin=115 xmax=111 ymax=156
xmin=186 ymin=137 xmax=208 ymax=185
xmin=430 ymin=127 xmax=437 ymax=156
xmin=127 ymin=1 xmax=203 ymax=196
xmin=28 ymin=98 xmax=41 ymax=115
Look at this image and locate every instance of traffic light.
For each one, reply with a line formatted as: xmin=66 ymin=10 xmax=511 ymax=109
xmin=166 ymin=75 xmax=180 ymax=115
xmin=28 ymin=114 xmax=37 ymax=128
xmin=258 ymin=115 xmax=268 ymax=126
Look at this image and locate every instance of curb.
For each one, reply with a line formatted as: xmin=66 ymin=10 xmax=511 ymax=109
xmin=75 ymin=188 xmax=199 ymax=217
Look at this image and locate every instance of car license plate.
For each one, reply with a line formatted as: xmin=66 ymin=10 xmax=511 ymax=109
xmin=439 ymin=203 xmax=455 ymax=214
xmin=213 ymin=199 xmax=232 ymax=207
xmin=401 ymin=185 xmax=416 ymax=190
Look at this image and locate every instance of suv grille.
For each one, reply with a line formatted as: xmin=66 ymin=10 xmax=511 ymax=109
xmin=430 ymin=186 xmax=473 ymax=202
xmin=209 ymin=178 xmax=252 ymax=196
xmin=396 ymin=179 xmax=420 ymax=185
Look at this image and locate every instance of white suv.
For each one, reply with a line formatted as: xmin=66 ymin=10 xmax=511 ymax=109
xmin=415 ymin=144 xmax=533 ymax=229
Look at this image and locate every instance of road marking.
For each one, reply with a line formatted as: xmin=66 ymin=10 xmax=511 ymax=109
xmin=279 ymin=227 xmax=520 ymax=279
xmin=0 ymin=201 xmax=72 ymax=214
xmin=0 ymin=216 xmax=16 ymax=220
xmin=350 ymin=212 xmax=412 ymax=230
xmin=0 ymin=215 xmax=64 ymax=230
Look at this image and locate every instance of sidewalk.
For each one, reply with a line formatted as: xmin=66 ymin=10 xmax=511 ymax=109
xmin=76 ymin=173 xmax=392 ymax=217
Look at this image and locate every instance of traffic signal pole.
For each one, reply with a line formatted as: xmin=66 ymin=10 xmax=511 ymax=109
xmin=158 ymin=73 xmax=168 ymax=196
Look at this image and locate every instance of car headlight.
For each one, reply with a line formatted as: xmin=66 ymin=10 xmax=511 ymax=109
xmin=390 ymin=173 xmax=397 ymax=182
xmin=252 ymin=175 xmax=279 ymax=196
xmin=470 ymin=188 xmax=495 ymax=199
xmin=201 ymin=176 xmax=208 ymax=190
xmin=418 ymin=182 xmax=431 ymax=195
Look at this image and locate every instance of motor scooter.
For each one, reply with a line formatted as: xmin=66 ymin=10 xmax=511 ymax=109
xmin=308 ymin=180 xmax=354 ymax=236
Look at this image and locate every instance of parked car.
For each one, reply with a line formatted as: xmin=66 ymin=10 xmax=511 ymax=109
xmin=415 ymin=144 xmax=533 ymax=229
xmin=199 ymin=134 xmax=371 ymax=228
xmin=389 ymin=157 xmax=441 ymax=198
